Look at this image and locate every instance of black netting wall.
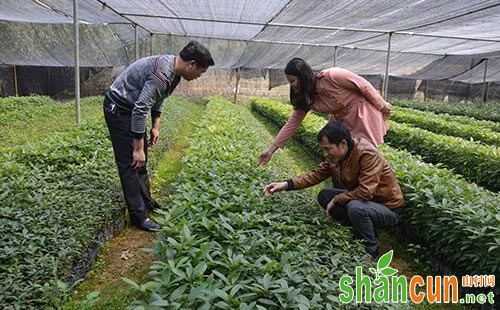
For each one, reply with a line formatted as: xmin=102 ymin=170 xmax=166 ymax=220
xmin=388 ymin=77 xmax=419 ymax=100
xmin=0 ymin=66 xmax=117 ymax=98
xmin=412 ymin=80 xmax=500 ymax=102
xmin=0 ymin=65 xmax=15 ymax=97
xmin=461 ymin=82 xmax=500 ymax=103
xmin=362 ymin=75 xmax=384 ymax=91
xmin=1 ymin=64 xmax=499 ymax=103
xmin=485 ymin=82 xmax=500 ymax=101
xmin=17 ymin=66 xmax=75 ymax=96
xmin=424 ymin=80 xmax=472 ymax=102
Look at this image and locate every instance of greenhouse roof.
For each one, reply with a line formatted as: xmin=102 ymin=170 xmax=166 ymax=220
xmin=1 ymin=0 xmax=500 ymax=82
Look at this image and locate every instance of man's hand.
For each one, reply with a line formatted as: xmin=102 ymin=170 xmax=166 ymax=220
xmin=264 ymin=182 xmax=288 ymax=196
xmin=132 ymin=138 xmax=146 ymax=170
xmin=148 ymin=127 xmax=159 ymax=147
xmin=258 ymin=144 xmax=278 ymax=166
xmin=326 ymin=199 xmax=335 ymax=216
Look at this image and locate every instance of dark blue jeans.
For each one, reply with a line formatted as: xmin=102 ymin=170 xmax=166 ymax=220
xmin=317 ymin=188 xmax=401 ymax=256
xmin=103 ymin=95 xmax=155 ymax=225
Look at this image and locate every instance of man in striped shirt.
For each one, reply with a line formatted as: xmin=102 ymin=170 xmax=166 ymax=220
xmin=104 ymin=40 xmax=214 ymax=231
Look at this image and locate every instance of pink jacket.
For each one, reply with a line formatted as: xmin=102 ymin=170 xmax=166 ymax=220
xmin=273 ymin=68 xmax=389 ymax=148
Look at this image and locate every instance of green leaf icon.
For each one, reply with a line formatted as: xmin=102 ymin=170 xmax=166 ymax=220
xmin=377 ymin=250 xmax=393 ymax=270
xmin=380 ymin=267 xmax=398 ymax=277
xmin=369 ymin=267 xmax=377 ymax=274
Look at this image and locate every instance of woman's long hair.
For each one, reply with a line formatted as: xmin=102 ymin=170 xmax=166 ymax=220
xmin=284 ymin=58 xmax=315 ymax=111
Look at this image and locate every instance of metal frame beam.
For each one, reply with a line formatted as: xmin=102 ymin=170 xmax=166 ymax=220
xmin=13 ymin=65 xmax=18 ymax=96
xmin=134 ymin=24 xmax=139 ymax=61
xmin=383 ymin=32 xmax=393 ymax=99
xmin=73 ymin=0 xmax=80 ymax=125
xmin=481 ymin=58 xmax=489 ymax=103
xmin=123 ymin=12 xmax=500 ymax=43
xmin=152 ymin=32 xmax=447 ymax=57
xmin=333 ymin=46 xmax=338 ymax=67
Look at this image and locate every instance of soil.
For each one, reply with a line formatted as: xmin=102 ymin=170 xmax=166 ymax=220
xmin=72 ymin=224 xmax=156 ymax=299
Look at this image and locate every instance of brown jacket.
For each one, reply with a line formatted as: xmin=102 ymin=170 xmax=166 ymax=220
xmin=291 ymin=138 xmax=404 ymax=209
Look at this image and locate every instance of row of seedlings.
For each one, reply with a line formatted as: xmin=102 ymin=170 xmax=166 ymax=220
xmin=391 ymin=106 xmax=500 ymax=146
xmin=0 ymin=96 xmax=202 ymax=309
xmin=0 ymin=120 xmax=122 ymax=309
xmin=250 ymin=98 xmax=500 ymax=282
xmin=131 ymin=97 xmax=376 ymax=309
xmin=392 ymin=98 xmax=500 ymax=123
xmin=0 ymin=96 xmax=104 ymax=150
xmin=292 ymin=98 xmax=500 ymax=192
xmin=385 ymin=121 xmax=499 ymax=191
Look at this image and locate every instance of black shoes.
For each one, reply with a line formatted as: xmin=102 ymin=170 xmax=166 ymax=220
xmin=146 ymin=200 xmax=162 ymax=212
xmin=131 ymin=200 xmax=162 ymax=231
xmin=137 ymin=218 xmax=161 ymax=232
xmin=369 ymin=249 xmax=379 ymax=261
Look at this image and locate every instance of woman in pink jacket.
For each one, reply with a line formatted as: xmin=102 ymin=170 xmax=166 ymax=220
xmin=258 ymin=58 xmax=391 ymax=165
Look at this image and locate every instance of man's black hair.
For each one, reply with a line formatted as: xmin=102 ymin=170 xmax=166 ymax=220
xmin=179 ymin=40 xmax=215 ymax=68
xmin=317 ymin=121 xmax=354 ymax=150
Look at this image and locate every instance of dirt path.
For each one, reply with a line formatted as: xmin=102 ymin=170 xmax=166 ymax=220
xmin=65 ymin=224 xmax=156 ymax=309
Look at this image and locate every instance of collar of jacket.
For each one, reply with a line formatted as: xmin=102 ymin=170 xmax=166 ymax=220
xmin=335 ymin=138 xmax=358 ymax=169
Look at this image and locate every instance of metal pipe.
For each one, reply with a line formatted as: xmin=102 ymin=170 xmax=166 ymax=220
xmin=73 ymin=0 xmax=80 ymax=124
xmin=383 ymin=32 xmax=393 ymax=99
xmin=424 ymin=79 xmax=428 ymax=101
xmin=125 ymin=13 xmax=385 ymax=34
xmin=150 ymin=33 xmax=153 ymax=56
xmin=123 ymin=13 xmax=500 ymax=43
xmin=13 ymin=65 xmax=18 ymax=96
xmin=394 ymin=31 xmax=500 ymax=43
xmin=169 ymin=34 xmax=173 ymax=54
xmin=481 ymin=58 xmax=489 ymax=103
xmin=233 ymin=67 xmax=240 ymax=103
xmin=334 ymin=46 xmax=338 ymax=67
xmin=135 ymin=24 xmax=139 ymax=61
xmin=151 ymin=32 xmax=446 ymax=57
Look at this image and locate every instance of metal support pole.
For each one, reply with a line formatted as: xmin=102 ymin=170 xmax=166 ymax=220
xmin=481 ymin=58 xmax=489 ymax=103
xmin=383 ymin=32 xmax=392 ymax=99
xmin=134 ymin=24 xmax=139 ymax=61
xmin=233 ymin=67 xmax=240 ymax=104
xmin=73 ymin=0 xmax=80 ymax=124
xmin=333 ymin=46 xmax=338 ymax=67
xmin=424 ymin=80 xmax=428 ymax=101
xmin=13 ymin=65 xmax=18 ymax=96
xmin=150 ymin=33 xmax=154 ymax=56
xmin=169 ymin=34 xmax=173 ymax=54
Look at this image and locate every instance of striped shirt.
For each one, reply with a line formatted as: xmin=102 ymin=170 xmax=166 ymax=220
xmin=108 ymin=55 xmax=180 ymax=138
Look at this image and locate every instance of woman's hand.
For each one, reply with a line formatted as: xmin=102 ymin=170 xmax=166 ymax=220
xmin=381 ymin=103 xmax=392 ymax=120
xmin=258 ymin=144 xmax=278 ymax=166
xmin=264 ymin=182 xmax=288 ymax=196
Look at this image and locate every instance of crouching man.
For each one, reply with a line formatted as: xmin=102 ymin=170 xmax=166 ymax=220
xmin=264 ymin=121 xmax=404 ymax=259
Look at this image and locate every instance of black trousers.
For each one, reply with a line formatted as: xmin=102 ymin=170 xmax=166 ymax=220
xmin=103 ymin=95 xmax=155 ymax=224
xmin=317 ymin=188 xmax=401 ymax=255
